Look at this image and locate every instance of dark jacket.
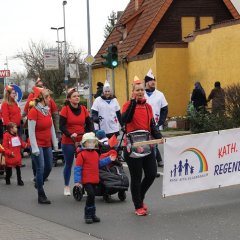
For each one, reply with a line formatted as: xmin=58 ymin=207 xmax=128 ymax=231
xmin=208 ymin=87 xmax=225 ymax=114
xmin=94 ymin=86 xmax=103 ymax=99
xmin=191 ymin=89 xmax=207 ymax=111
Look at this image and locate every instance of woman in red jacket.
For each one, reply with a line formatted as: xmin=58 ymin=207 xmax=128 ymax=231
xmin=122 ymin=77 xmax=163 ymax=216
xmin=1 ymin=86 xmax=21 ymax=134
xmin=3 ymin=122 xmax=27 ymax=185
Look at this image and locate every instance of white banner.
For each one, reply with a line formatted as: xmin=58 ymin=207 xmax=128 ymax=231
xmin=163 ymin=128 xmax=240 ymax=197
xmin=44 ymin=49 xmax=58 ymax=70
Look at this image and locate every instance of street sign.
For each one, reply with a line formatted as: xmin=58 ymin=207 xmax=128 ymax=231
xmin=69 ymin=64 xmax=80 ymax=78
xmin=0 ymin=70 xmax=10 ymax=78
xmin=44 ymin=49 xmax=59 ymax=70
xmin=10 ymin=84 xmax=23 ymax=103
xmin=84 ymin=54 xmax=95 ymax=65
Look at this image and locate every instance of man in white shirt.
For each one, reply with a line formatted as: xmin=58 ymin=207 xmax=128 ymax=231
xmin=144 ymin=69 xmax=168 ymax=168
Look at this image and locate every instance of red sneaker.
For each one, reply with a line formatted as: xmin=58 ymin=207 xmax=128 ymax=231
xmin=142 ymin=203 xmax=148 ymax=212
xmin=135 ymin=208 xmax=147 ymax=216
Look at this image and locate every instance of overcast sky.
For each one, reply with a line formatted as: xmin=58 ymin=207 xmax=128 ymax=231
xmin=1 ymin=0 xmax=239 ymax=73
xmin=0 ymin=0 xmax=129 ymax=72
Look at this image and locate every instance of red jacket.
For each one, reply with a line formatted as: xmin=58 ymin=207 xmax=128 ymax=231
xmin=122 ymin=100 xmax=154 ymax=133
xmin=74 ymin=149 xmax=111 ymax=184
xmin=1 ymin=101 xmax=21 ymax=127
xmin=3 ymin=131 xmax=27 ymax=167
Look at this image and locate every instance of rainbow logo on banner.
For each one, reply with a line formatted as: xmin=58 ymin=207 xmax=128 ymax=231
xmin=181 ymin=148 xmax=208 ymax=173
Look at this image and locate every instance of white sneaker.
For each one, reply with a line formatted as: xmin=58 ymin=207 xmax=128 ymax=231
xmin=64 ymin=186 xmax=71 ymax=196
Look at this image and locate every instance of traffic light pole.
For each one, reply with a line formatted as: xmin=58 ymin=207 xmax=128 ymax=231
xmin=112 ymin=68 xmax=115 ymax=95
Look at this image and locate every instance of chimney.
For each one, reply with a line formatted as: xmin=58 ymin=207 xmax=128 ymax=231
xmin=135 ymin=0 xmax=143 ymax=11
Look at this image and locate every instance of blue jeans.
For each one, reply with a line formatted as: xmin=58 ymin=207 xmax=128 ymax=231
xmin=32 ymin=147 xmax=53 ymax=194
xmin=62 ymin=144 xmax=75 ymax=186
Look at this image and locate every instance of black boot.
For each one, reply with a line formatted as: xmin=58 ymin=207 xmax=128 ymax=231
xmin=92 ymin=206 xmax=100 ymax=222
xmin=84 ymin=206 xmax=93 ymax=224
xmin=38 ymin=192 xmax=51 ymax=204
xmin=17 ymin=179 xmax=24 ymax=186
xmin=16 ymin=167 xmax=24 ymax=186
xmin=5 ymin=178 xmax=11 ymax=185
xmin=5 ymin=167 xmax=12 ymax=185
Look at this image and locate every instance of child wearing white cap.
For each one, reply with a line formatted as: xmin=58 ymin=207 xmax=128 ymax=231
xmin=74 ymin=132 xmax=116 ymax=224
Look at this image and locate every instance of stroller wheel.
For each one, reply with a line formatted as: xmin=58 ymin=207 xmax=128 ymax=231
xmin=73 ymin=185 xmax=83 ymax=201
xmin=103 ymin=194 xmax=112 ymax=203
xmin=118 ymin=191 xmax=126 ymax=201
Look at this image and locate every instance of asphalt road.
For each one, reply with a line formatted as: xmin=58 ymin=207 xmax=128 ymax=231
xmin=1 ymin=157 xmax=240 ymax=240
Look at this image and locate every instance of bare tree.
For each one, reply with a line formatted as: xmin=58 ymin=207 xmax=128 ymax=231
xmin=16 ymin=40 xmax=87 ymax=96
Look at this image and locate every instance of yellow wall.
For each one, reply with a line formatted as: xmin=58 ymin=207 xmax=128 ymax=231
xmin=188 ymin=23 xmax=240 ymax=101
xmin=92 ymin=21 xmax=240 ymax=117
xmin=92 ymin=48 xmax=188 ymax=116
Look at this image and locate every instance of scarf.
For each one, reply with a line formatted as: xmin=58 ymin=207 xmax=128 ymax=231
xmin=35 ymin=103 xmax=49 ymax=116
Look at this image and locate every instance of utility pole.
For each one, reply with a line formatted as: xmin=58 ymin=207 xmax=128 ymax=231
xmin=86 ymin=0 xmax=93 ymax=109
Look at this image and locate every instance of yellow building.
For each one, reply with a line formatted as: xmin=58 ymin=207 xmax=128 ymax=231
xmin=92 ymin=0 xmax=240 ymax=117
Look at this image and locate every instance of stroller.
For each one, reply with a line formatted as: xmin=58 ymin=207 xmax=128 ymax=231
xmin=52 ymin=137 xmax=65 ymax=167
xmin=73 ymin=131 xmax=129 ymax=202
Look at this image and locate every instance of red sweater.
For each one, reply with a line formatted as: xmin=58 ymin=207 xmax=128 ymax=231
xmin=3 ymin=131 xmax=27 ymax=167
xmin=28 ymin=107 xmax=53 ymax=147
xmin=122 ymin=100 xmax=153 ymax=133
xmin=60 ymin=105 xmax=89 ymax=144
xmin=1 ymin=101 xmax=21 ymax=126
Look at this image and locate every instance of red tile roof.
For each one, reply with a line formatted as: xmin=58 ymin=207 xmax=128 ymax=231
xmin=94 ymin=0 xmax=240 ymax=66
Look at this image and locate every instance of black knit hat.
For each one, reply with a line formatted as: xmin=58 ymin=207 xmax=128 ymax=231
xmin=97 ymin=82 xmax=104 ymax=87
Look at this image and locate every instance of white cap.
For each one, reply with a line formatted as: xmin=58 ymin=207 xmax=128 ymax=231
xmin=146 ymin=68 xmax=155 ymax=79
xmin=103 ymin=81 xmax=111 ymax=92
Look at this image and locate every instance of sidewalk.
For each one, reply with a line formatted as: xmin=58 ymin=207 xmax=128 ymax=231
xmin=0 ymin=205 xmax=98 ymax=240
xmin=162 ymin=130 xmax=191 ymax=138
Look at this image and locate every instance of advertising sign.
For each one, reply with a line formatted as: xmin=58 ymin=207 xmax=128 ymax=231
xmin=0 ymin=70 xmax=10 ymax=78
xmin=163 ymin=128 xmax=240 ymax=197
xmin=44 ymin=49 xmax=58 ymax=70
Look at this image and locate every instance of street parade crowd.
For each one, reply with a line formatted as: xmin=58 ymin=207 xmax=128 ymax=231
xmin=0 ymin=69 xmax=169 ymax=223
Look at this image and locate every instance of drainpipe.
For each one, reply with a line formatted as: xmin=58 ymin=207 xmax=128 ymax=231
xmin=122 ymin=57 xmax=129 ymax=100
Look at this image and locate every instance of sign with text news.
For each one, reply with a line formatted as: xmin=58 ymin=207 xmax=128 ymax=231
xmin=163 ymin=128 xmax=240 ymax=197
xmin=0 ymin=70 xmax=10 ymax=77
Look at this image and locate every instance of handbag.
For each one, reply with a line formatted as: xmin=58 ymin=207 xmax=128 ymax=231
xmin=0 ymin=153 xmax=5 ymax=166
xmin=126 ymin=130 xmax=152 ymax=158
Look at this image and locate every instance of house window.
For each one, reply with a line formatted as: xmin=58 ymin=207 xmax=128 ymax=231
xmin=200 ymin=17 xmax=214 ymax=29
xmin=181 ymin=17 xmax=196 ymax=39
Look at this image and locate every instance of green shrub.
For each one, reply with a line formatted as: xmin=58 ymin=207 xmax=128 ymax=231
xmin=188 ymin=110 xmax=234 ymax=133
xmin=225 ymin=83 xmax=240 ymax=127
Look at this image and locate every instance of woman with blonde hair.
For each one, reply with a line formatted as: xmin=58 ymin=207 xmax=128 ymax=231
xmin=28 ymin=87 xmax=58 ymax=204
xmin=122 ymin=77 xmax=163 ymax=216
xmin=1 ymin=85 xmax=21 ymax=134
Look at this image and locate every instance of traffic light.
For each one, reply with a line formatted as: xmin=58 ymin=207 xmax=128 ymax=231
xmin=110 ymin=45 xmax=118 ymax=68
xmin=101 ymin=44 xmax=118 ymax=69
